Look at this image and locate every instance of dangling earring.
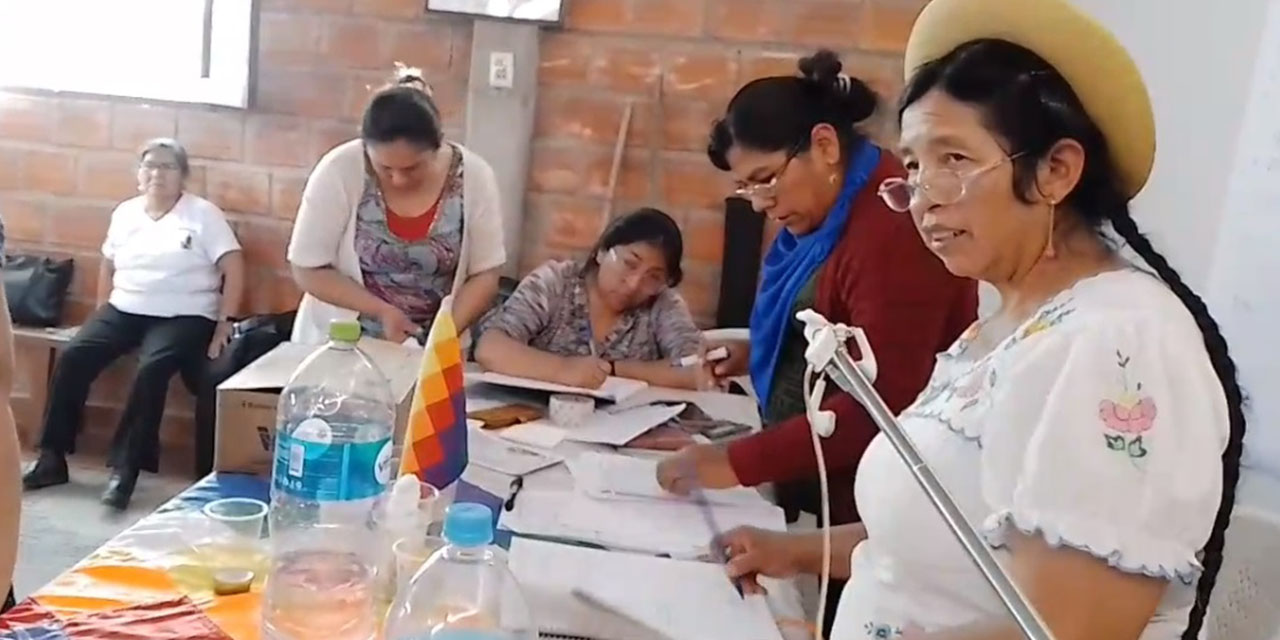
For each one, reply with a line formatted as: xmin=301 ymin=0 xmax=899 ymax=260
xmin=828 ymin=173 xmax=838 ymax=185
xmin=1042 ymin=201 xmax=1057 ymax=259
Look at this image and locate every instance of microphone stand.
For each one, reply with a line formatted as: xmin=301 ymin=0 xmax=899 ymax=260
xmin=798 ymin=310 xmax=1055 ymax=640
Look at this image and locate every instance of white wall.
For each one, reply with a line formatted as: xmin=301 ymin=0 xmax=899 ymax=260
xmin=1072 ymin=0 xmax=1280 ymax=498
xmin=974 ymin=1 xmax=1272 ymax=319
xmin=1070 ymin=0 xmax=1271 ymax=291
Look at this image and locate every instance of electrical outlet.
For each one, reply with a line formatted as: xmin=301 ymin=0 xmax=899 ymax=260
xmin=489 ymin=51 xmax=514 ymax=89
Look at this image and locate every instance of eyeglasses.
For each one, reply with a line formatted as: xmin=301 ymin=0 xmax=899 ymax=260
xmin=733 ymin=144 xmax=802 ymax=200
xmin=140 ymin=161 xmax=181 ymax=173
xmin=606 ymin=248 xmax=669 ymax=294
xmin=877 ymin=153 xmax=1024 ymax=213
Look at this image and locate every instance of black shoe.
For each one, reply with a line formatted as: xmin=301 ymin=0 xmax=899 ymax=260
xmin=101 ymin=468 xmax=139 ymax=510
xmin=22 ymin=450 xmax=69 ymax=490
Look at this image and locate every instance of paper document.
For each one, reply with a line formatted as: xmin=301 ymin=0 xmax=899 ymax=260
xmin=467 ymin=429 xmax=563 ymax=476
xmin=509 ymin=538 xmax=784 ymax=640
xmin=502 ymin=488 xmax=786 ymax=558
xmin=565 ymin=404 xmax=685 ymax=446
xmin=496 ymin=419 xmax=567 ymax=449
xmin=468 ymin=370 xmax=648 ymax=402
xmin=614 ymin=387 xmax=762 ymax=430
xmin=563 ymin=492 xmax=786 ymax=558
xmin=500 ymin=489 xmax=683 ymax=557
xmin=568 ymin=452 xmax=769 ymax=507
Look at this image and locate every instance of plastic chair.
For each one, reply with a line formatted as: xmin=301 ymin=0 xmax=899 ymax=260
xmin=1206 ymin=505 xmax=1280 ymax=640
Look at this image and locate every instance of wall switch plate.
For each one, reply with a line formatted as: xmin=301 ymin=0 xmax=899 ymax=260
xmin=489 ymin=51 xmax=514 ymax=89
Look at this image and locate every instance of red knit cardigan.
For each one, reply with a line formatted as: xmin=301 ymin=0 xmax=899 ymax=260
xmin=726 ymin=154 xmax=979 ymax=525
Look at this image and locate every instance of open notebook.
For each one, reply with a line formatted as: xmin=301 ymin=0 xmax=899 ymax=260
xmin=469 ymin=371 xmax=648 ymax=403
xmin=501 ymin=487 xmax=787 ymax=559
xmin=509 ymin=537 xmax=784 ymax=640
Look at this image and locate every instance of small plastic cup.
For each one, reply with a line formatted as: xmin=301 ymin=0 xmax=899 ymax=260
xmin=378 ymin=468 xmax=443 ymax=533
xmin=392 ymin=535 xmax=445 ymax=595
xmin=202 ymin=498 xmax=268 ymax=541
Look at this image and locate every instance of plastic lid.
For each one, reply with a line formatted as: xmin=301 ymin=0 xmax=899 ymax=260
xmin=441 ymin=502 xmax=494 ymax=548
xmin=329 ymin=320 xmax=361 ymax=344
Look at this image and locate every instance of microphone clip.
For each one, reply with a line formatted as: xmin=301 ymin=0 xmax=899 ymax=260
xmin=796 ymin=309 xmax=877 ymax=439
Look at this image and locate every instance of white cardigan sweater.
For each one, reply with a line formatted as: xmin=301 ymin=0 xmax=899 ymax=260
xmin=286 ymin=139 xmax=507 ymax=345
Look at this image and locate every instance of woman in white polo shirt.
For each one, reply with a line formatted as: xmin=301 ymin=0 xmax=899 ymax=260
xmin=22 ymin=138 xmax=245 ymax=510
xmin=287 ymin=65 xmax=505 ymax=345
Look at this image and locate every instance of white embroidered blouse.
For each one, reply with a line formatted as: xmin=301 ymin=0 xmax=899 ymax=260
xmin=832 ymin=268 xmax=1229 ymax=639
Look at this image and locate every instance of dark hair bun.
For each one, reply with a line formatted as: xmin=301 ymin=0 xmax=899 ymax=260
xmin=392 ymin=62 xmax=431 ymax=94
xmin=798 ymin=49 xmax=844 ymax=86
xmin=798 ymin=49 xmax=879 ymax=123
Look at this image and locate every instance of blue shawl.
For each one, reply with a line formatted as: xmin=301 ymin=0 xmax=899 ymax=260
xmin=748 ymin=142 xmax=881 ymax=408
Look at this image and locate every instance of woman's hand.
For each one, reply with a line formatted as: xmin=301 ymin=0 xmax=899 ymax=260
xmin=706 ymin=339 xmax=750 ymax=387
xmin=714 ymin=526 xmax=807 ymax=595
xmin=655 ymin=444 xmax=739 ymax=495
xmin=207 ymin=320 xmax=235 ymax=359
xmin=557 ymin=356 xmax=611 ymax=389
xmin=378 ymin=304 xmax=419 ymax=344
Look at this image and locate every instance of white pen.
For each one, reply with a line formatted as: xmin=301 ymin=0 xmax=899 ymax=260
xmin=676 ymin=346 xmax=730 ymax=368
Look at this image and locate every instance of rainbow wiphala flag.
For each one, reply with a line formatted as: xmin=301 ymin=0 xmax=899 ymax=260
xmin=398 ymin=308 xmax=468 ymax=488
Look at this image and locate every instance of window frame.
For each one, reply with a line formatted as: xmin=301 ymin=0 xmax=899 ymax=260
xmin=0 ymin=0 xmax=257 ymax=109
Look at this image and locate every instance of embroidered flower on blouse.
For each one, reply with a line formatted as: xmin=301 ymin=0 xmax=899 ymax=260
xmin=1098 ymin=350 xmax=1155 ymax=462
xmin=864 ymin=622 xmax=903 ymax=638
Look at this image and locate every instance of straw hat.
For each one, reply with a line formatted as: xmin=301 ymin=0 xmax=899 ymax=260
xmin=903 ymin=0 xmax=1156 ymax=198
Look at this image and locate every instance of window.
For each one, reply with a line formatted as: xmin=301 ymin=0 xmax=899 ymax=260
xmin=0 ymin=0 xmax=254 ymax=108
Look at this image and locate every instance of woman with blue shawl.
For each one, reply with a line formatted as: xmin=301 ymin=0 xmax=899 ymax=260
xmin=657 ymin=49 xmax=977 ymax=631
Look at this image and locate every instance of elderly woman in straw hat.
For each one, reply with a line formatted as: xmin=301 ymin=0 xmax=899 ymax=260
xmin=716 ymin=0 xmax=1245 ymax=638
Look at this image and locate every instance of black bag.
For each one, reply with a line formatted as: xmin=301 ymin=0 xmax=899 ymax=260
xmin=189 ymin=311 xmax=297 ymax=477
xmin=3 ymin=254 xmax=74 ymax=327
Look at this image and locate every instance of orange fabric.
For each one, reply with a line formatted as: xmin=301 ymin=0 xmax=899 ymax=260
xmin=36 ymin=562 xmax=183 ymax=614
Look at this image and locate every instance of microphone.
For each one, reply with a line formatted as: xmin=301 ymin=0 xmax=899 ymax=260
xmin=796 ymin=308 xmax=1055 ymax=640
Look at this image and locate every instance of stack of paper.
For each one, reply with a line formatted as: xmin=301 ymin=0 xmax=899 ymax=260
xmin=501 ymin=452 xmax=787 ymax=558
xmin=613 ymin=387 xmax=762 ymax=430
xmin=509 ymin=537 xmax=784 ymax=640
xmin=564 ymin=404 xmax=686 ymax=446
xmin=467 ymin=428 xmax=563 ymax=476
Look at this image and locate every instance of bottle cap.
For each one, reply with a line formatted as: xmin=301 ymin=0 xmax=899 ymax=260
xmin=329 ymin=320 xmax=361 ymax=344
xmin=441 ymin=502 xmax=494 ymax=548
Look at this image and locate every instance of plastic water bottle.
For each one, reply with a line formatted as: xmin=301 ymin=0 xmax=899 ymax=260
xmin=263 ymin=321 xmax=397 ymax=640
xmin=384 ymin=503 xmax=535 ymax=640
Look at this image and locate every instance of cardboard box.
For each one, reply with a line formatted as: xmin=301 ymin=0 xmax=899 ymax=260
xmin=214 ymin=338 xmax=423 ymax=475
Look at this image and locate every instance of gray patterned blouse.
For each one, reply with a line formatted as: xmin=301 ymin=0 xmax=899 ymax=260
xmin=485 ymin=259 xmax=702 ymax=362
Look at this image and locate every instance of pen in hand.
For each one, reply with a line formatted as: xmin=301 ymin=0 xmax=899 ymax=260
xmin=684 ymin=463 xmax=744 ymax=599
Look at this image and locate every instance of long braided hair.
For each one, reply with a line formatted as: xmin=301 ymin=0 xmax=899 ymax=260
xmin=899 ymin=39 xmax=1247 ymax=639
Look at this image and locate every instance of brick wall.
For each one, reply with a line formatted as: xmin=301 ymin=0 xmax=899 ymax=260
xmin=0 ymin=0 xmax=918 ymax=467
xmin=526 ymin=0 xmax=918 ymax=322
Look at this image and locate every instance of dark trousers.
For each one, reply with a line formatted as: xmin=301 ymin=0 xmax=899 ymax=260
xmin=38 ymin=304 xmax=214 ymax=473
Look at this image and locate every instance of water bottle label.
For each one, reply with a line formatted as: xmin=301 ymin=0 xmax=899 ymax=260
xmin=273 ymin=421 xmax=392 ymax=502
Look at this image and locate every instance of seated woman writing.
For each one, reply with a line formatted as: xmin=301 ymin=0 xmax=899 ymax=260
xmin=287 ymin=64 xmax=505 ymax=344
xmin=475 ymin=208 xmax=704 ymax=390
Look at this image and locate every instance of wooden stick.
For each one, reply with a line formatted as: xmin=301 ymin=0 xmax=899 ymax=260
xmin=601 ymin=100 xmax=635 ymax=220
